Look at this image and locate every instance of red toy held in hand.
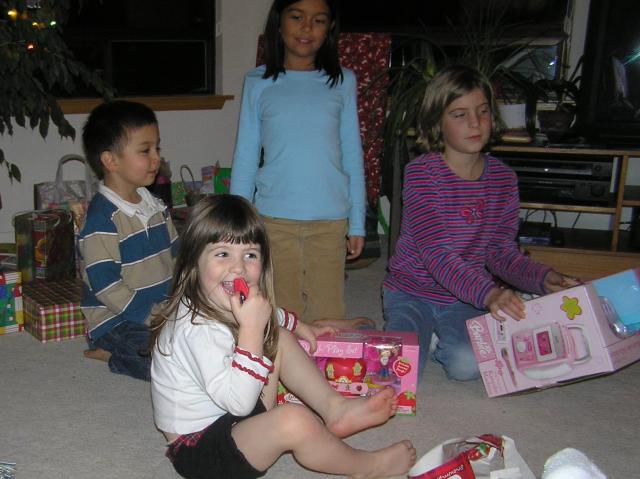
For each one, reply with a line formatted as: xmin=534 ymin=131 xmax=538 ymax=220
xmin=234 ymin=278 xmax=249 ymax=303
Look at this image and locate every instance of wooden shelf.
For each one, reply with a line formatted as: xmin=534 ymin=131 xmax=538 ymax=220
xmin=520 ymin=202 xmax=616 ymax=214
xmin=58 ymin=95 xmax=234 ymax=114
xmin=494 ymin=145 xmax=640 ymax=268
xmin=492 ymin=145 xmax=640 ymax=157
xmin=524 ymin=245 xmax=640 ymax=280
xmin=623 ymin=185 xmax=640 ymax=207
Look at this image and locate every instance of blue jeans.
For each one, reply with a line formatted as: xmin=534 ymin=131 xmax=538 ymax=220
xmin=87 ymin=321 xmax=151 ymax=381
xmin=382 ymin=288 xmax=482 ymax=381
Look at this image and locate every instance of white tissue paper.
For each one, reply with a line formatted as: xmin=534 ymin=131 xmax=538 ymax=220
xmin=541 ymin=448 xmax=607 ymax=479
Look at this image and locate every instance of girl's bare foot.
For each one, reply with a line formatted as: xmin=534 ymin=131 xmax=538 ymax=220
xmin=83 ymin=348 xmax=111 ymax=362
xmin=326 ymin=387 xmax=398 ymax=438
xmin=311 ymin=317 xmax=376 ymax=330
xmin=353 ymin=440 xmax=417 ymax=479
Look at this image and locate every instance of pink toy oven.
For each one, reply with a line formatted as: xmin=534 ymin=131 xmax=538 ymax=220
xmin=277 ymin=329 xmax=419 ymax=415
xmin=466 ymin=269 xmax=640 ymax=397
xmin=511 ymin=323 xmax=590 ymax=380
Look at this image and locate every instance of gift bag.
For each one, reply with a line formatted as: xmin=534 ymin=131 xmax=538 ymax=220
xmin=34 ymin=154 xmax=98 ymax=232
xmin=180 ymin=165 xmax=205 ymax=206
xmin=214 ymin=165 xmax=232 ymax=194
xmin=13 ymin=209 xmax=76 ymax=282
xmin=408 ymin=435 xmax=535 ymax=479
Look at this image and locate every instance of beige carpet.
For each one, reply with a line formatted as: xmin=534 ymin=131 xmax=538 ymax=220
xmin=1 ymin=244 xmax=639 ymax=478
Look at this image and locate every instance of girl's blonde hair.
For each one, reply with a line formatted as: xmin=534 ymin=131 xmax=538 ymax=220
xmin=150 ymin=195 xmax=279 ymax=361
xmin=416 ymin=64 xmax=503 ymax=152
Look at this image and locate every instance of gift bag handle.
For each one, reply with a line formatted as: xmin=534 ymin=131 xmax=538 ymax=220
xmin=53 ymin=154 xmax=98 ymax=202
xmin=180 ymin=165 xmax=196 ymax=186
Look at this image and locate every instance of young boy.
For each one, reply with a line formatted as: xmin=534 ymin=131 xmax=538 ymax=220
xmin=79 ymin=100 xmax=179 ymax=381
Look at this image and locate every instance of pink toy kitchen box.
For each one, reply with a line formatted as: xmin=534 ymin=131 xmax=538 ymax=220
xmin=277 ymin=329 xmax=419 ymax=415
xmin=466 ymin=269 xmax=640 ymax=397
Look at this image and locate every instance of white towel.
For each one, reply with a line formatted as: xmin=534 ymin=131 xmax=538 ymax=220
xmin=541 ymin=448 xmax=607 ymax=479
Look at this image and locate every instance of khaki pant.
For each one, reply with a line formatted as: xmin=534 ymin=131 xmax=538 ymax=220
xmin=263 ymin=217 xmax=347 ymax=322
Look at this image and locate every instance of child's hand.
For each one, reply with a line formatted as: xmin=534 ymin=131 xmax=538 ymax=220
xmin=230 ymin=284 xmax=272 ymax=331
xmin=484 ymin=286 xmax=525 ymax=322
xmin=346 ymin=235 xmax=365 ymax=260
xmin=543 ymin=270 xmax=581 ymax=293
xmin=294 ymin=321 xmax=336 ymax=353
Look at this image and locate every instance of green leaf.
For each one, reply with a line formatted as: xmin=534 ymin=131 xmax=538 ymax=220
xmin=38 ymin=115 xmax=49 ymax=138
xmin=9 ymin=163 xmax=22 ymax=183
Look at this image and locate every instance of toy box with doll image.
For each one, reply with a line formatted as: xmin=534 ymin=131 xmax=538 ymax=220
xmin=277 ymin=329 xmax=419 ymax=415
xmin=466 ymin=268 xmax=640 ymax=397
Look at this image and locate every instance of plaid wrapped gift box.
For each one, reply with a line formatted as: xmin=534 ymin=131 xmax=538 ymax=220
xmin=23 ymin=279 xmax=87 ymax=343
xmin=0 ymin=272 xmax=24 ymax=335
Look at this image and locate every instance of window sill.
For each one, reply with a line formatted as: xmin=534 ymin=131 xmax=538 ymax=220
xmin=58 ymin=95 xmax=234 ymax=114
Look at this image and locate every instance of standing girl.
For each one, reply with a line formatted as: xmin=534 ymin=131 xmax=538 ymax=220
xmin=230 ymin=0 xmax=366 ymax=323
xmin=383 ymin=65 xmax=578 ymax=381
xmin=150 ymin=195 xmax=416 ymax=479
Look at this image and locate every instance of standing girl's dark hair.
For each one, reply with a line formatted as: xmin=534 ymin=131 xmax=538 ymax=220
xmin=262 ymin=0 xmax=343 ymax=87
xmin=150 ymin=195 xmax=280 ymax=360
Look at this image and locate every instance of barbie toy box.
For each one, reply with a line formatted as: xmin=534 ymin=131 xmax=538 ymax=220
xmin=277 ymin=330 xmax=419 ymax=415
xmin=466 ymin=269 xmax=640 ymax=397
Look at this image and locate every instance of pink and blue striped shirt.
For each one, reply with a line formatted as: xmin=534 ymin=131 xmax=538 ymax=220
xmin=384 ymin=152 xmax=550 ymax=309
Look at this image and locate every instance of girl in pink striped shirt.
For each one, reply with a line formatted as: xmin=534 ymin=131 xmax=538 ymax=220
xmin=383 ymin=65 xmax=578 ymax=381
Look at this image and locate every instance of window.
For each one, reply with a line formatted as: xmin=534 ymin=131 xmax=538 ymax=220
xmin=62 ymin=0 xmax=215 ymax=97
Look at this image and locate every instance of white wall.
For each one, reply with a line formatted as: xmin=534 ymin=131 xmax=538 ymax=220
xmin=1 ymin=1 xmax=638 ymax=242
xmin=0 ymin=0 xmax=270 ymax=243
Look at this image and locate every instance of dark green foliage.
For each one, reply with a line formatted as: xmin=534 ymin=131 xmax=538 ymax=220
xmin=0 ymin=0 xmax=113 ymax=182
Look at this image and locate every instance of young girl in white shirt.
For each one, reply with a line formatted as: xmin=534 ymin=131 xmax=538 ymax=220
xmin=150 ymin=194 xmax=416 ymax=479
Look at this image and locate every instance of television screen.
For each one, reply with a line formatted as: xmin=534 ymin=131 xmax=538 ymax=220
xmin=579 ymin=0 xmax=640 ymax=147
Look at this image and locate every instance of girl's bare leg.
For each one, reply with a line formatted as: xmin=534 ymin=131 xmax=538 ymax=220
xmin=233 ymin=329 xmax=415 ymax=476
xmin=274 ymin=329 xmax=399 ymax=437
xmin=232 ymin=403 xmax=416 ymax=477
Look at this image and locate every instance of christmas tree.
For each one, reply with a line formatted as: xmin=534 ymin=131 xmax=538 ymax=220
xmin=0 ymin=0 xmax=112 ymax=182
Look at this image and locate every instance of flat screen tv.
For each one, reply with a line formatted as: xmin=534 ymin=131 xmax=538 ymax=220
xmin=579 ymin=0 xmax=640 ymax=148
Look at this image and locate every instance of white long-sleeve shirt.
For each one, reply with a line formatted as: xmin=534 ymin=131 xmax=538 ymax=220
xmin=151 ymin=301 xmax=297 ymax=435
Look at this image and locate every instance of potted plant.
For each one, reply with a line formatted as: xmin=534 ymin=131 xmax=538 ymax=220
xmin=533 ymin=57 xmax=582 ymax=142
xmin=377 ymin=1 xmax=548 ymax=195
xmin=0 ymin=0 xmax=113 ymax=182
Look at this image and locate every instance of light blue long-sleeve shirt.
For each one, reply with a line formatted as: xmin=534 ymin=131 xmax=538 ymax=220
xmin=230 ymin=66 xmax=366 ymax=237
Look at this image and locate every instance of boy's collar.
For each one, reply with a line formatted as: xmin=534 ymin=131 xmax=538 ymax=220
xmin=98 ymin=182 xmax=164 ymax=217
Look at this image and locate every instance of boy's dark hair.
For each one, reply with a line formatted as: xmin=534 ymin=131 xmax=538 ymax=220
xmin=417 ymin=65 xmax=503 ymax=153
xmin=262 ymin=0 xmax=343 ymax=87
xmin=82 ymin=100 xmax=158 ymax=179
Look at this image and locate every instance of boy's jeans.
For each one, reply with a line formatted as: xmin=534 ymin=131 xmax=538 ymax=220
xmin=87 ymin=321 xmax=151 ymax=381
xmin=382 ymin=287 xmax=482 ymax=381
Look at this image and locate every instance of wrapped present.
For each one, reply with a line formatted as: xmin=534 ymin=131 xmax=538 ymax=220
xmin=214 ymin=167 xmax=231 ymax=194
xmin=0 ymin=272 xmax=24 ymax=335
xmin=23 ymin=279 xmax=87 ymax=343
xmin=14 ymin=211 xmax=35 ymax=282
xmin=14 ymin=209 xmax=76 ymax=282
xmin=32 ymin=210 xmax=75 ymax=280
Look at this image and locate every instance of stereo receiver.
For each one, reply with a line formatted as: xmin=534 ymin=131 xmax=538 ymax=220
xmin=495 ymin=153 xmax=616 ymax=205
